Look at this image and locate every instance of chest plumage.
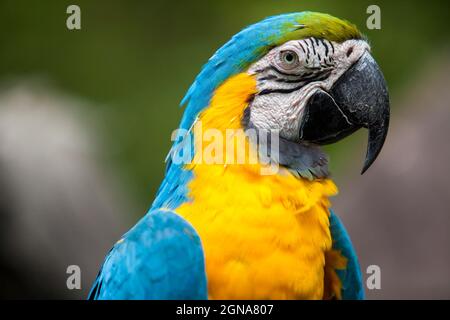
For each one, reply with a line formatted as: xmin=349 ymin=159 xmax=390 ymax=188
xmin=175 ymin=73 xmax=339 ymax=299
xmin=176 ymin=163 xmax=337 ymax=299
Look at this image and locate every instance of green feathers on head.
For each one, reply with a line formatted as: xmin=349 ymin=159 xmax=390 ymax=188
xmin=272 ymin=11 xmax=363 ymax=48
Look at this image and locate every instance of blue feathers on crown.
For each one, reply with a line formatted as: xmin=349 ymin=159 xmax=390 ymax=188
xmin=179 ymin=13 xmax=305 ymax=130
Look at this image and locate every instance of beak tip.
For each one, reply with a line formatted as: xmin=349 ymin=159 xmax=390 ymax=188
xmin=360 ymin=163 xmax=370 ymax=175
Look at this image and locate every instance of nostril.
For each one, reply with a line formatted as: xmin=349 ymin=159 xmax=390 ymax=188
xmin=346 ymin=46 xmax=354 ymax=57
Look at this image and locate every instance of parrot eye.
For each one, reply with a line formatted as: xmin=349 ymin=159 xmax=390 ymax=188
xmin=278 ymin=50 xmax=300 ymax=70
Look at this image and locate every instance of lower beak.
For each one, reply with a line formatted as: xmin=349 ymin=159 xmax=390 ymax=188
xmin=299 ymin=51 xmax=390 ymax=174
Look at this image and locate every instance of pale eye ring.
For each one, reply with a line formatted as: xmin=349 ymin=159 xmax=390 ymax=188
xmin=278 ymin=50 xmax=300 ymax=70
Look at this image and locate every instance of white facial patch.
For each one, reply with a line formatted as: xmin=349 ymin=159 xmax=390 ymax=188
xmin=246 ymin=38 xmax=370 ymax=141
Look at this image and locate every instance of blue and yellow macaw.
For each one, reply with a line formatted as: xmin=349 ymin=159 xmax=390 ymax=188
xmin=89 ymin=12 xmax=389 ymax=300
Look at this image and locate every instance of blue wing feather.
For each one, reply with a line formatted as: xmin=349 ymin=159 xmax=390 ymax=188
xmin=88 ymin=210 xmax=207 ymax=300
xmin=329 ymin=210 xmax=365 ymax=300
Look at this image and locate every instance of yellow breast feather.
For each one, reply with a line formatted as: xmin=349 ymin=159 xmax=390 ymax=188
xmin=175 ymin=72 xmax=341 ymax=299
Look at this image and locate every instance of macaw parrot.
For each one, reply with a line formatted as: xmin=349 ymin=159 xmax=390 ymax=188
xmin=89 ymin=11 xmax=389 ymax=300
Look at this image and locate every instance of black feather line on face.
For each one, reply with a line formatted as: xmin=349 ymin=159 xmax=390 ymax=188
xmin=299 ymin=42 xmax=306 ymax=54
xmin=258 ymin=74 xmax=277 ymax=81
xmin=257 ymin=70 xmax=331 ymax=96
xmin=269 ymin=65 xmax=303 ymax=77
xmin=309 ymin=39 xmax=316 ymax=55
xmin=321 ymin=39 xmax=329 ymax=57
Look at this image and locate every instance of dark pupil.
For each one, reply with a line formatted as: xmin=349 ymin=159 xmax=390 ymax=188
xmin=285 ymin=53 xmax=294 ymax=63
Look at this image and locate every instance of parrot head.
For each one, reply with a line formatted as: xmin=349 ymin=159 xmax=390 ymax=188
xmin=180 ymin=12 xmax=389 ymax=176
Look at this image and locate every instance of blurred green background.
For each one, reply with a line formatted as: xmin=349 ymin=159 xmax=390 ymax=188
xmin=0 ymin=0 xmax=449 ymax=299
xmin=1 ymin=0 xmax=448 ymax=215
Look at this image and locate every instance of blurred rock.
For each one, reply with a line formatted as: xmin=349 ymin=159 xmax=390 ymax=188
xmin=333 ymin=52 xmax=450 ymax=299
xmin=0 ymin=84 xmax=131 ymax=299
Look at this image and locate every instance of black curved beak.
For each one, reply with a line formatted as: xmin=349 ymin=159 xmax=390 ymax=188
xmin=299 ymin=51 xmax=390 ymax=174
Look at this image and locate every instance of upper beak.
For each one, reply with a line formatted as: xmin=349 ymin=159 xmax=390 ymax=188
xmin=299 ymin=51 xmax=390 ymax=174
